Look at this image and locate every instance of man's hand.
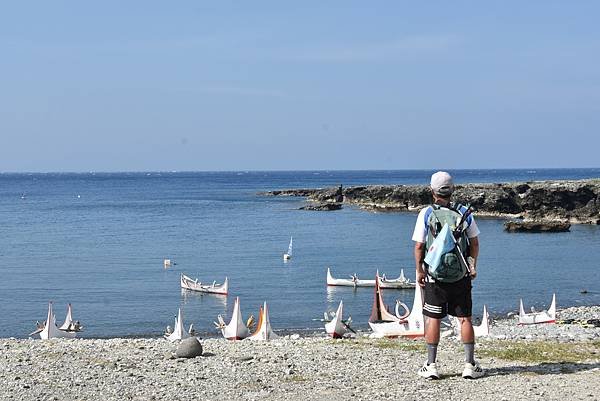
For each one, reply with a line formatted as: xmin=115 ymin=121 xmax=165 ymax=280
xmin=416 ymin=269 xmax=426 ymax=288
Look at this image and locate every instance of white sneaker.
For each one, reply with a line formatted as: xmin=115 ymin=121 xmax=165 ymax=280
xmin=417 ymin=362 xmax=440 ymax=379
xmin=462 ymin=362 xmax=484 ymax=379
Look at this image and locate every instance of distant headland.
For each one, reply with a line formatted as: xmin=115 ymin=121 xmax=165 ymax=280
xmin=262 ymin=179 xmax=600 ymax=225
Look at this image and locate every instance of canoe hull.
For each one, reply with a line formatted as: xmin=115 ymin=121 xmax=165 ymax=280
xmin=181 ymin=273 xmax=228 ymax=295
xmin=324 ymin=300 xmax=348 ymax=338
xmin=326 ymin=267 xmax=415 ymax=289
xmin=369 ymin=274 xmax=424 ymax=338
xmin=218 ymin=297 xmax=250 ymax=340
xmin=519 ymin=294 xmax=556 ymax=325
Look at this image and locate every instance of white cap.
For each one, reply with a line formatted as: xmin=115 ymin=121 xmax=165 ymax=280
xmin=430 ymin=171 xmax=454 ymax=196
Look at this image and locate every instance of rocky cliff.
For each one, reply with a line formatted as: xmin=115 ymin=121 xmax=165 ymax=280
xmin=262 ymin=179 xmax=600 ymax=224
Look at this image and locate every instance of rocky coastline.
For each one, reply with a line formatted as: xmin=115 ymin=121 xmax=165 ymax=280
xmin=263 ymin=179 xmax=600 ymax=225
xmin=1 ymin=306 xmax=599 ymax=401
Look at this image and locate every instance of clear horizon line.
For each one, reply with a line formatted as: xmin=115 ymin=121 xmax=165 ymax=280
xmin=1 ymin=167 xmax=600 ymax=175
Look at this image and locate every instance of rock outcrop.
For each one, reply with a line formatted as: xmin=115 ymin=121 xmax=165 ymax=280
xmin=504 ymin=220 xmax=571 ymax=232
xmin=263 ymin=179 xmax=600 ymax=224
xmin=299 ymin=203 xmax=343 ymax=211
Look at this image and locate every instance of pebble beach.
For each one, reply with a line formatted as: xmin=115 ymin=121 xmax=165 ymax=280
xmin=1 ymin=306 xmax=599 ymax=401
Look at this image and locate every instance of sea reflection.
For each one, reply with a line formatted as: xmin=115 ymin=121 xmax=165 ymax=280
xmin=180 ymin=289 xmax=228 ymax=310
xmin=326 ymin=285 xmax=358 ymax=303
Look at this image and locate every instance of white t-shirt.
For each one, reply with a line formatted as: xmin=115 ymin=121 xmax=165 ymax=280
xmin=412 ymin=205 xmax=480 ymax=243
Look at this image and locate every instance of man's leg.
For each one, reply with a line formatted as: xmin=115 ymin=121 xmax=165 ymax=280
xmin=425 ymin=316 xmax=441 ymax=364
xmin=418 ymin=283 xmax=445 ymax=379
xmin=459 ymin=317 xmax=475 ymax=364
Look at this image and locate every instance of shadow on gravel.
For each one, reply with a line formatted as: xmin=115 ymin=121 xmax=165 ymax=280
xmin=486 ymin=362 xmax=600 ymax=376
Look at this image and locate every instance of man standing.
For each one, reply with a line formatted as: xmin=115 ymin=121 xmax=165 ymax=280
xmin=412 ymin=171 xmax=484 ymax=379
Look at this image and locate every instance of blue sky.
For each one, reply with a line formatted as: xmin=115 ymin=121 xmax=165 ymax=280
xmin=1 ymin=1 xmax=599 ymax=172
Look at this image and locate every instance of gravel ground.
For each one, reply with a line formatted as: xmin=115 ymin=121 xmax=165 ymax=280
xmin=1 ymin=307 xmax=599 ymax=401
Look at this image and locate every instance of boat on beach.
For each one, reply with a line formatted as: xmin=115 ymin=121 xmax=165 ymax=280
xmin=519 ymin=293 xmax=556 ymax=325
xmin=30 ymin=302 xmax=81 ymax=339
xmin=326 ymin=267 xmax=415 ymax=289
xmin=214 ymin=296 xmax=251 ymax=340
xmin=164 ymin=307 xmax=194 ymax=342
xmin=324 ymin=300 xmax=352 ymax=338
xmin=246 ymin=301 xmax=278 ymax=341
xmin=180 ymin=273 xmax=229 ymax=295
xmin=368 ymin=274 xmax=425 ymax=338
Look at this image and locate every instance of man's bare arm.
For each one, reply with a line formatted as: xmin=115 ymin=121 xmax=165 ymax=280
xmin=468 ymin=236 xmax=479 ymax=278
xmin=414 ymin=241 xmax=426 ymax=287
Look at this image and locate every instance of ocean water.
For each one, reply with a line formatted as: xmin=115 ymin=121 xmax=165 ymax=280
xmin=1 ymin=169 xmax=599 ymax=338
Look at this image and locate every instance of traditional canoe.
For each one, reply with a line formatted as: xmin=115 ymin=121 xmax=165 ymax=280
xmin=57 ymin=303 xmax=83 ymax=333
xmin=519 ymin=294 xmax=556 ymax=325
xmin=180 ymin=273 xmax=229 ymax=295
xmin=31 ymin=302 xmax=77 ymax=339
xmin=324 ymin=300 xmax=350 ymax=339
xmin=326 ymin=267 xmax=415 ymax=289
xmin=246 ymin=302 xmax=278 ymax=341
xmin=380 ymin=270 xmax=416 ymax=289
xmin=165 ymin=307 xmax=192 ymax=342
xmin=368 ymin=274 xmax=424 ymax=338
xmin=215 ymin=296 xmax=250 ymax=340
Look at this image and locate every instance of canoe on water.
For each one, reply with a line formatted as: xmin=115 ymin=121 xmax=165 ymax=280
xmin=180 ymin=273 xmax=229 ymax=295
xmin=326 ymin=267 xmax=415 ymax=289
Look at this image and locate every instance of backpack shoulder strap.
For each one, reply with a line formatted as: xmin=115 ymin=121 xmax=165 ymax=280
xmin=423 ymin=205 xmax=435 ymax=232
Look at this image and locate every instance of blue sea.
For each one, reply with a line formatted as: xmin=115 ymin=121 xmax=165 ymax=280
xmin=1 ymin=169 xmax=599 ymax=338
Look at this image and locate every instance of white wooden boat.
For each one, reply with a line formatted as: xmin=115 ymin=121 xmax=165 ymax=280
xmin=164 ymin=308 xmax=192 ymax=342
xmin=214 ymin=296 xmax=251 ymax=340
xmin=368 ymin=274 xmax=424 ymax=338
xmin=519 ymin=294 xmax=556 ymax=325
xmin=57 ymin=303 xmax=83 ymax=333
xmin=30 ymin=302 xmax=77 ymax=339
xmin=180 ymin=273 xmax=229 ymax=295
xmin=283 ymin=236 xmax=293 ymax=261
xmin=379 ymin=269 xmax=416 ymax=289
xmin=246 ymin=302 xmax=278 ymax=341
xmin=324 ymin=300 xmax=352 ymax=338
xmin=326 ymin=267 xmax=415 ymax=289
xmin=450 ymin=305 xmax=490 ymax=339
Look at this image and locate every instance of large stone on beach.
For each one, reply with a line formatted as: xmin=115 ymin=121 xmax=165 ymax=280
xmin=504 ymin=220 xmax=571 ymax=233
xmin=175 ymin=337 xmax=203 ymax=358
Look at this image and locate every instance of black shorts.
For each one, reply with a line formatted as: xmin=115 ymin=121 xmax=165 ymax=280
xmin=423 ymin=276 xmax=472 ymax=319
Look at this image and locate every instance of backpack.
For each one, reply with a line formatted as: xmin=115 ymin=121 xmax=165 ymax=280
xmin=424 ymin=203 xmax=471 ymax=283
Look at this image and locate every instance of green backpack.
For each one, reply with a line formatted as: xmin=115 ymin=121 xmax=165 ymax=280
xmin=424 ymin=203 xmax=470 ymax=283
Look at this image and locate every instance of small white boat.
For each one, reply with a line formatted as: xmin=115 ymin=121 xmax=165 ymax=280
xmin=518 ymin=294 xmax=556 ymax=325
xmin=326 ymin=267 xmax=415 ymax=289
xmin=58 ymin=303 xmax=83 ymax=333
xmin=30 ymin=302 xmax=77 ymax=339
xmin=164 ymin=308 xmax=193 ymax=342
xmin=246 ymin=302 xmax=278 ymax=341
xmin=283 ymin=236 xmax=293 ymax=261
xmin=180 ymin=273 xmax=229 ymax=295
xmin=379 ymin=269 xmax=416 ymax=289
xmin=163 ymin=259 xmax=172 ymax=269
xmin=368 ymin=274 xmax=424 ymax=338
xmin=324 ymin=300 xmax=352 ymax=338
xmin=450 ymin=305 xmax=490 ymax=339
xmin=214 ymin=297 xmax=251 ymax=340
